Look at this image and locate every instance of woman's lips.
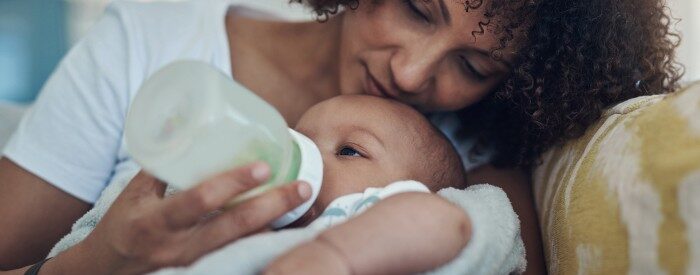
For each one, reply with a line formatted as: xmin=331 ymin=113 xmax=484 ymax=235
xmin=365 ymin=70 xmax=391 ymax=98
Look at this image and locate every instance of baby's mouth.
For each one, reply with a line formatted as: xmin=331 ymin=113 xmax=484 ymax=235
xmin=281 ymin=204 xmax=320 ymax=229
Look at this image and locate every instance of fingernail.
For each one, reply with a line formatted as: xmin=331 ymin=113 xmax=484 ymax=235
xmin=251 ymin=163 xmax=270 ymax=182
xmin=297 ymin=182 xmax=312 ymax=200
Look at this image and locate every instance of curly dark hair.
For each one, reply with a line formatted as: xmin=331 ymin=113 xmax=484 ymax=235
xmin=293 ymin=0 xmax=684 ymax=168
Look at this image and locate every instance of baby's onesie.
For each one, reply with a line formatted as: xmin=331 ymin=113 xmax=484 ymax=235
xmin=307 ymin=180 xmax=430 ymax=230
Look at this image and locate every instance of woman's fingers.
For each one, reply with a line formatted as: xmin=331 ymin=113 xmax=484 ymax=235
xmin=160 ymin=162 xmax=270 ymax=229
xmin=187 ymin=182 xmax=312 ymax=256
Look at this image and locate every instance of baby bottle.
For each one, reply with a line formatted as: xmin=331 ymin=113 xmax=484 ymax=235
xmin=124 ymin=60 xmax=323 ymax=228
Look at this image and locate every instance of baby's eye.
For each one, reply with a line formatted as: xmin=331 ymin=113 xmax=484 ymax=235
xmin=337 ymin=146 xmax=362 ymax=157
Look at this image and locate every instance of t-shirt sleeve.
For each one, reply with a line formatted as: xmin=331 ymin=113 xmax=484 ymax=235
xmin=2 ymin=3 xmax=137 ymax=203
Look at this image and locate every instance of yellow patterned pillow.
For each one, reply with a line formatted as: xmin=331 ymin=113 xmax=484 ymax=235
xmin=533 ymin=82 xmax=700 ymax=275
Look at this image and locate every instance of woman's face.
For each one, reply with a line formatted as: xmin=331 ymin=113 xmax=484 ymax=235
xmin=337 ymin=0 xmax=511 ymax=112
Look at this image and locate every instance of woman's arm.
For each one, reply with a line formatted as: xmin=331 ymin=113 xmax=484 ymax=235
xmin=0 ymin=162 xmax=312 ymax=274
xmin=0 ymin=158 xmax=92 ymax=270
xmin=468 ymin=164 xmax=546 ymax=275
xmin=0 ymin=5 xmax=134 ymax=268
xmin=265 ymin=192 xmax=471 ymax=275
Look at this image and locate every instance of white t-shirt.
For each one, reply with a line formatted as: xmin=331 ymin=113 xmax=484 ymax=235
xmin=2 ymin=0 xmax=486 ymax=204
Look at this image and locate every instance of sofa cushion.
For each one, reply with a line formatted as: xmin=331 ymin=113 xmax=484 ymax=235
xmin=533 ymin=82 xmax=700 ymax=274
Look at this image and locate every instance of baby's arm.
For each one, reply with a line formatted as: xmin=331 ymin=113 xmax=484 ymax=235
xmin=264 ymin=192 xmax=471 ymax=275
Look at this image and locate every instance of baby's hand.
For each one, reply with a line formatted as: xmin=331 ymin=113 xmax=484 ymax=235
xmin=263 ymin=237 xmax=351 ymax=275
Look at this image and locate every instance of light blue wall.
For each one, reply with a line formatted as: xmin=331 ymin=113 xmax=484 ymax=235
xmin=0 ymin=0 xmax=67 ymax=103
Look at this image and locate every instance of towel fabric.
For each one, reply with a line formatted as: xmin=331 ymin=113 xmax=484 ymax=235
xmin=48 ymin=162 xmax=141 ymax=257
xmin=49 ymin=167 xmax=525 ymax=274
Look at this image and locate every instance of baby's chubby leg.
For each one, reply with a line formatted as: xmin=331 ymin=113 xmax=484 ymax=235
xmin=263 ymin=192 xmax=471 ymax=275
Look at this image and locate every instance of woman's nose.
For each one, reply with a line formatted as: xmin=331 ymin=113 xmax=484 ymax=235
xmin=389 ymin=47 xmax=440 ymax=94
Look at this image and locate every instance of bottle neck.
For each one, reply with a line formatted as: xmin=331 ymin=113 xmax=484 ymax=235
xmin=268 ymin=129 xmax=324 ymax=228
xmin=281 ymin=140 xmax=302 ymax=183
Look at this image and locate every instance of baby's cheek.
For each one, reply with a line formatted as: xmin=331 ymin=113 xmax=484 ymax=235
xmin=317 ymin=166 xmax=349 ymax=208
xmin=319 ymin=164 xmax=376 ymax=204
xmin=323 ymin=163 xmax=397 ymax=199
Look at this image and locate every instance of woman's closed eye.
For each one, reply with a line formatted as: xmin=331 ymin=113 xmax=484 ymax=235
xmin=403 ymin=0 xmax=431 ymax=23
xmin=459 ymin=56 xmax=487 ymax=81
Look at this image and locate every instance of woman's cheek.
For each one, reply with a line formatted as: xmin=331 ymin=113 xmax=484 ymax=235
xmin=432 ymin=78 xmax=496 ymax=111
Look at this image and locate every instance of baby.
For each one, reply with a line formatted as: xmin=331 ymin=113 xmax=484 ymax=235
xmin=265 ymin=95 xmax=472 ymax=274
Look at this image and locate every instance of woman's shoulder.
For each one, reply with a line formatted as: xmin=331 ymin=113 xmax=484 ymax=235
xmin=95 ymin=0 xmax=234 ymax=97
xmin=106 ymin=0 xmax=228 ymax=22
xmin=106 ymin=0 xmax=312 ymax=38
xmin=103 ymin=0 xmax=229 ymax=48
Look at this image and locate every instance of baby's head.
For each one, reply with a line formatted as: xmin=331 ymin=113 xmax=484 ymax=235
xmin=294 ymin=95 xmax=466 ymax=215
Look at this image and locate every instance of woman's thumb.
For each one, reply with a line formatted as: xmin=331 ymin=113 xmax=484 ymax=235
xmin=124 ymin=171 xmax=168 ymax=198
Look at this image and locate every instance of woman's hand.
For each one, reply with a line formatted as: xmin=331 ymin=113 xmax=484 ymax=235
xmin=71 ymin=162 xmax=311 ymax=274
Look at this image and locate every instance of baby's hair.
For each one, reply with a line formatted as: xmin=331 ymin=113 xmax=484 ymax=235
xmin=420 ymin=125 xmax=468 ymax=191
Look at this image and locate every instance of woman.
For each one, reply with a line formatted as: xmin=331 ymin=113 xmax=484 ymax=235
xmin=0 ymin=0 xmax=681 ymax=274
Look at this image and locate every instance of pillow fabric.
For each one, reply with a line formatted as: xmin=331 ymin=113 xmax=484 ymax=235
xmin=533 ymin=82 xmax=700 ymax=274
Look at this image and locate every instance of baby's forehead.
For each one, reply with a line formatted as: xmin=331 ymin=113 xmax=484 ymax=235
xmin=306 ymin=95 xmax=438 ymax=143
xmin=316 ymin=95 xmax=424 ymax=125
xmin=319 ymin=96 xmax=420 ymax=121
